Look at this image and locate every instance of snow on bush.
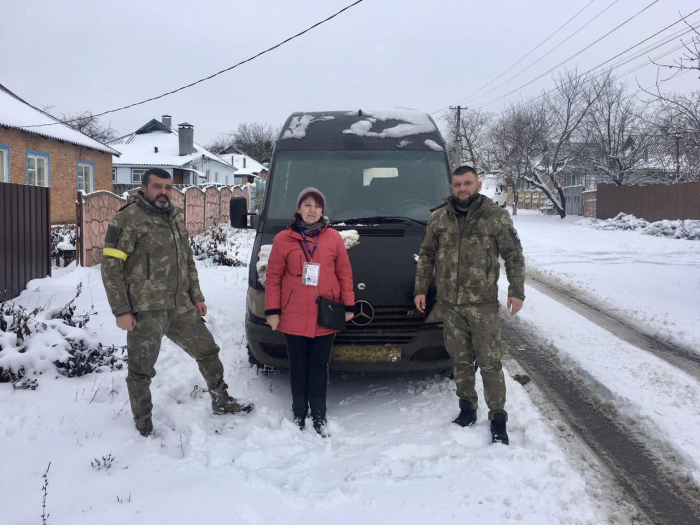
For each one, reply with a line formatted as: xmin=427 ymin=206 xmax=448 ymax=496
xmin=51 ymin=224 xmax=76 ymax=266
xmin=0 ymin=284 xmax=126 ymax=385
xmin=190 ymin=224 xmax=249 ymax=267
xmin=577 ymin=213 xmax=700 ymax=240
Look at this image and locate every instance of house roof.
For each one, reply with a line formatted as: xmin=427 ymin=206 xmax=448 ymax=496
xmin=108 ymin=119 xmax=233 ymax=169
xmin=0 ymin=83 xmax=121 ymax=155
xmin=217 ymin=151 xmax=265 ymax=175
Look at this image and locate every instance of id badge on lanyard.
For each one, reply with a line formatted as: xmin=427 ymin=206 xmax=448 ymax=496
xmin=303 ymin=262 xmax=320 ymax=286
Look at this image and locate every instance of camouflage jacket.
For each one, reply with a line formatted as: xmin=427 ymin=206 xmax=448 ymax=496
xmin=414 ymin=194 xmax=525 ymax=304
xmin=101 ymin=192 xmax=204 ymax=316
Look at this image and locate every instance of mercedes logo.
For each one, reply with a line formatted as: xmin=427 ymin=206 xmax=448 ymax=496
xmin=351 ymin=300 xmax=374 ymax=326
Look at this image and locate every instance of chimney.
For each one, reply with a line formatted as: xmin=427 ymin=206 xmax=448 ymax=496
xmin=162 ymin=114 xmax=172 ymax=128
xmin=178 ymin=122 xmax=194 ymax=156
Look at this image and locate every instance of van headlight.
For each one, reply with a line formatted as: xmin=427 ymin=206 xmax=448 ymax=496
xmin=247 ymin=287 xmax=266 ymax=319
xmin=424 ymin=302 xmax=443 ymax=324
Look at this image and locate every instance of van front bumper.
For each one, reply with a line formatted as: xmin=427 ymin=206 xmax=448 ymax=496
xmin=245 ymin=314 xmax=452 ymax=372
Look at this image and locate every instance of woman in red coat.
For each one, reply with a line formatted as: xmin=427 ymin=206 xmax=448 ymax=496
xmin=264 ymin=187 xmax=355 ymax=436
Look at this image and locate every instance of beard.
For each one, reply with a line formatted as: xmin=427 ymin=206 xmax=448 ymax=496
xmin=147 ymin=194 xmax=171 ymax=209
xmin=453 ymin=193 xmax=479 ymax=208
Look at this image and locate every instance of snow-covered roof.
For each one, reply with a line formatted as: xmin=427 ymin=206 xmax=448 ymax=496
xmin=0 ymin=83 xmax=120 ymax=156
xmin=108 ymin=119 xmax=230 ymax=168
xmin=217 ymin=152 xmax=265 ymax=175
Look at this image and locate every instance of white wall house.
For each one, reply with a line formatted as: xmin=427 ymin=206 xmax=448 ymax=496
xmin=108 ymin=115 xmax=237 ymax=187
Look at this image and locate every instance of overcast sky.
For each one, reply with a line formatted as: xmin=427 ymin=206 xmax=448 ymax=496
xmin=3 ymin=0 xmax=698 ymax=145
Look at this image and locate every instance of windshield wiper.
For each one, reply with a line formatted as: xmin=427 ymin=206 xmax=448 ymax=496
xmin=332 ymin=216 xmax=426 ymax=225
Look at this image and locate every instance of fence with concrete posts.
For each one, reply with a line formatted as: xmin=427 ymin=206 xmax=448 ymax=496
xmin=76 ymin=185 xmax=248 ymax=267
xmin=595 ymin=182 xmax=700 ymax=221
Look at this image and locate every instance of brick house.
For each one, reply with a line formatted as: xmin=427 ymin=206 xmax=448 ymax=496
xmin=0 ymin=83 xmax=120 ymax=224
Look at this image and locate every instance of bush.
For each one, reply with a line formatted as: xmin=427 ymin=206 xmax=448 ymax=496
xmin=190 ymin=224 xmax=247 ymax=267
xmin=0 ymin=284 xmax=126 ymax=385
xmin=51 ymin=224 xmax=77 ymax=266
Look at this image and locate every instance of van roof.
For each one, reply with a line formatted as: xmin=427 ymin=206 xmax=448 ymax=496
xmin=276 ymin=109 xmax=446 ymax=152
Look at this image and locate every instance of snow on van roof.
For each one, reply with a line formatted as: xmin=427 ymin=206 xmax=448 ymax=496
xmin=281 ymin=114 xmax=335 ymax=140
xmin=342 ymin=109 xmax=437 ymax=139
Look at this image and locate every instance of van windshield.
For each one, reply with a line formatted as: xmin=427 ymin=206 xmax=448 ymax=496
xmin=266 ymin=151 xmax=450 ymax=222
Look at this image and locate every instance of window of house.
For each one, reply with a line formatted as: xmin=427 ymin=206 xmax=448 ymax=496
xmin=77 ymin=161 xmax=95 ymax=193
xmin=27 ymin=151 xmax=49 ymax=187
xmin=112 ymin=167 xmax=117 ymax=182
xmin=0 ymin=144 xmax=9 ymax=183
xmin=215 ymin=171 xmax=219 ymax=182
xmin=132 ymin=168 xmax=147 ymax=183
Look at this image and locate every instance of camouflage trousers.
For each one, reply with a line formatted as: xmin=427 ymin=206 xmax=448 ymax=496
xmin=126 ymin=303 xmax=224 ymax=423
xmin=442 ymin=302 xmax=508 ymax=421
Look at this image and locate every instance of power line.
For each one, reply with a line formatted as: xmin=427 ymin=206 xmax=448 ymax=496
xmin=20 ymin=0 xmax=366 ymax=129
xmin=457 ymin=0 xmax=599 ymax=104
xmin=483 ymin=11 xmax=700 ymax=116
xmin=469 ymin=0 xmax=661 ymax=109
xmin=461 ymin=0 xmax=620 ymax=106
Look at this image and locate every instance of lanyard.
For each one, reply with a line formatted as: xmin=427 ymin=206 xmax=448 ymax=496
xmin=299 ymin=229 xmax=319 ymax=260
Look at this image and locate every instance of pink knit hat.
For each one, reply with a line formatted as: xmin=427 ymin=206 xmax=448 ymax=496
xmin=297 ymin=187 xmax=326 ymax=210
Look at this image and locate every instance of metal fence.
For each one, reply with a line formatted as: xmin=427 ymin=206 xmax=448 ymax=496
xmin=0 ymin=182 xmax=51 ymax=301
xmin=563 ymin=185 xmax=584 ymax=216
xmin=596 ymin=182 xmax=700 ymax=221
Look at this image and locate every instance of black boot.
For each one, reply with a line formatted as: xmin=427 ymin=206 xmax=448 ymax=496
xmin=490 ymin=413 xmax=509 ymax=445
xmin=292 ymin=395 xmax=308 ymax=430
xmin=453 ymin=399 xmax=477 ymax=427
xmin=310 ymin=397 xmax=329 ymax=438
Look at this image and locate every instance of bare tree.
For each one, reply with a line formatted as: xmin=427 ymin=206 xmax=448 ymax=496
xmin=653 ymin=15 xmax=700 ymax=75
xmin=443 ymin=108 xmax=494 ymax=173
xmin=205 ymin=131 xmax=236 ymax=154
xmin=206 ymin=122 xmax=279 ymax=162
xmin=521 ymin=70 xmax=604 ymax=218
xmin=489 ymin=101 xmax=549 ymax=215
xmin=60 ymin=111 xmax=118 ymax=143
xmin=646 ymin=90 xmax=700 ymax=183
xmin=584 ymin=73 xmax=650 ymax=186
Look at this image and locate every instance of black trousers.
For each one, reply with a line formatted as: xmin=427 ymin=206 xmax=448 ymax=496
xmin=283 ymin=333 xmax=335 ymax=417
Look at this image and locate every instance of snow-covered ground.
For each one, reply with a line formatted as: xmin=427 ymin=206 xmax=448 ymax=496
xmin=512 ymin=210 xmax=700 ymax=352
xmin=1 ymin=230 xmax=616 ymax=524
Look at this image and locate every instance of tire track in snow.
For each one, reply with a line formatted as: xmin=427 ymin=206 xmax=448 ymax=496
xmin=501 ymin=315 xmax=700 ymax=525
xmin=525 ymin=269 xmax=700 ymax=380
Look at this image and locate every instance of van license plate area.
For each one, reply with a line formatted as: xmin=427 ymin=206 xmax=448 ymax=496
xmin=332 ymin=346 xmax=401 ymax=363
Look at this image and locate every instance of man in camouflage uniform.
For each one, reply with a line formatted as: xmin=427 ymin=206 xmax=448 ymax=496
xmin=414 ymin=166 xmax=525 ymax=445
xmin=101 ymin=168 xmax=253 ymax=437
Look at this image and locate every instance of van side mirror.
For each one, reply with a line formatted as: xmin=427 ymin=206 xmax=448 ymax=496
xmin=230 ymin=197 xmax=249 ymax=229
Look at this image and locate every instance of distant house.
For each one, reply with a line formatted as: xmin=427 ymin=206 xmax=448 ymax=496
xmin=0 ymin=83 xmax=120 ymax=224
xmin=216 ymin=145 xmax=266 ymax=184
xmin=108 ymin=115 xmax=237 ymax=191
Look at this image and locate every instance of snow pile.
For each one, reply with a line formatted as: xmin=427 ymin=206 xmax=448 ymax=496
xmin=256 ymin=244 xmax=273 ymax=286
xmin=343 ymin=109 xmax=436 ymax=139
xmin=424 ymin=139 xmax=444 ymax=151
xmin=190 ymin=224 xmax=251 ymax=267
xmin=281 ymin=114 xmax=335 ymax=140
xmin=578 ymin=213 xmax=700 ymax=240
xmin=0 ymin=288 xmax=126 ymax=384
xmin=339 ymin=229 xmax=360 ymax=250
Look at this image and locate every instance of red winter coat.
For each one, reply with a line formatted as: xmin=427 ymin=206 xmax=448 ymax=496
xmin=264 ymin=225 xmax=355 ymax=338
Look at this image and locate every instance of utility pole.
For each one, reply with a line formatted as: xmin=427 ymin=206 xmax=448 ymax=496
xmin=450 ymin=106 xmax=467 ymax=169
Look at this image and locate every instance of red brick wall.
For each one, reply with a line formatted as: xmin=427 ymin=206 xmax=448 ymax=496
xmin=0 ymin=127 xmax=113 ymax=224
